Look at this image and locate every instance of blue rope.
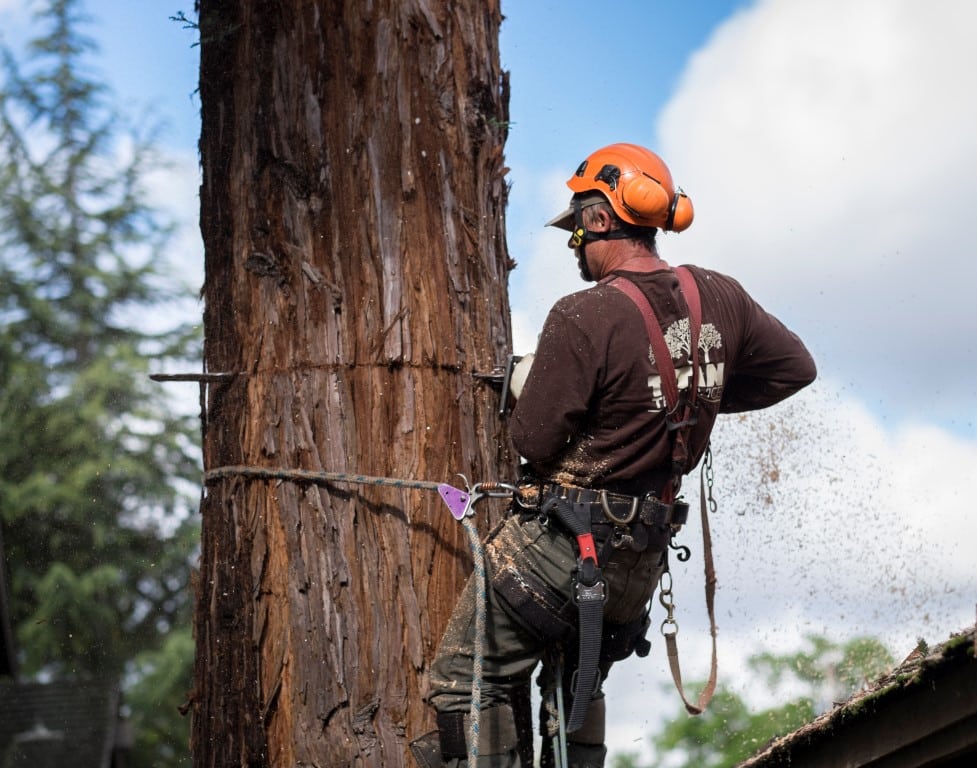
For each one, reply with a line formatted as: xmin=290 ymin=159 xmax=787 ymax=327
xmin=461 ymin=516 xmax=486 ymax=766
xmin=204 ymin=465 xmax=444 ymax=491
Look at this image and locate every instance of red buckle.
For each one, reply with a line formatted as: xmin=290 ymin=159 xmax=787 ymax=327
xmin=575 ymin=532 xmax=598 ymax=565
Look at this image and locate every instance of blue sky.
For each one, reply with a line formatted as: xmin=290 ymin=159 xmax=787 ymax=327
xmin=3 ymin=0 xmax=976 ymax=761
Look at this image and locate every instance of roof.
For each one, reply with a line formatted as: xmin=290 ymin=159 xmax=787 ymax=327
xmin=737 ymin=625 xmax=977 ymax=768
xmin=0 ymin=680 xmax=123 ymax=768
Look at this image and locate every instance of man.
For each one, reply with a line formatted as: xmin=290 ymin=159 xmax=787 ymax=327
xmin=413 ymin=143 xmax=816 ymax=767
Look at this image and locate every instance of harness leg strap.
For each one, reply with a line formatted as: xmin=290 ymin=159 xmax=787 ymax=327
xmin=541 ymin=496 xmax=606 ymax=734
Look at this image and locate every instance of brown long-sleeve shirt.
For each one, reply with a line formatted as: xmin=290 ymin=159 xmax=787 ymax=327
xmin=510 ymin=265 xmax=816 ymax=496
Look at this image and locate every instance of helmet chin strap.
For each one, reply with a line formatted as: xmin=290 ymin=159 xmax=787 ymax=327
xmin=585 ymin=229 xmax=632 ymax=241
xmin=570 ymin=197 xmax=631 ymax=247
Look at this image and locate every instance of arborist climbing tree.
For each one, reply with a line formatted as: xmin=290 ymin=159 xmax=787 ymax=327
xmin=191 ymin=2 xmax=514 ymax=766
xmin=414 ymin=144 xmax=816 ymax=768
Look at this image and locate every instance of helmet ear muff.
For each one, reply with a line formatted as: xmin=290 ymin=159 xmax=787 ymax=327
xmin=666 ymin=190 xmax=694 ymax=232
xmin=619 ymin=173 xmax=670 ymax=222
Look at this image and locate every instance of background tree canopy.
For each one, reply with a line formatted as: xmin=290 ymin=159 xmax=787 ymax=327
xmin=611 ymin=635 xmax=895 ymax=768
xmin=0 ymin=0 xmax=200 ymax=765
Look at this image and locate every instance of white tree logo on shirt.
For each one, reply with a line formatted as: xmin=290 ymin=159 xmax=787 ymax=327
xmin=647 ymin=319 xmax=725 ymax=409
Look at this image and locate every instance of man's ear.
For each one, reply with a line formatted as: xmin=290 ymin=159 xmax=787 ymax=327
xmin=590 ymin=207 xmax=614 ymax=232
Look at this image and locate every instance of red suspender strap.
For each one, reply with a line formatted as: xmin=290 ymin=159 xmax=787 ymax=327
xmin=605 ymin=266 xmax=702 ymax=419
xmin=676 ymin=266 xmax=702 ymax=401
xmin=606 ymin=276 xmax=681 ymax=410
xmin=605 ymin=266 xmax=718 ymax=716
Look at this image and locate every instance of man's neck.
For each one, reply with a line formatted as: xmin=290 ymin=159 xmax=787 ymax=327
xmin=604 ymin=244 xmax=666 ymax=274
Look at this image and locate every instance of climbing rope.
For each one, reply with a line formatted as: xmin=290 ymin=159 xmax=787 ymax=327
xmin=205 ymin=463 xmax=513 ymax=765
xmin=203 ymin=464 xmax=444 ymax=491
xmin=461 ymin=516 xmax=486 ymax=767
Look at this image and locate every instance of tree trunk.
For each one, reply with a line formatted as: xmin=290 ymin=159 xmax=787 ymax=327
xmin=191 ymin=1 xmax=513 ymax=765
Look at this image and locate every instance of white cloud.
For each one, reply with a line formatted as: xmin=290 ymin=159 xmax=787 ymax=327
xmin=657 ymin=0 xmax=977 ymax=433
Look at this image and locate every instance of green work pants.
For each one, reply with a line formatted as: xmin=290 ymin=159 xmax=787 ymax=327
xmin=427 ymin=513 xmax=667 ymax=767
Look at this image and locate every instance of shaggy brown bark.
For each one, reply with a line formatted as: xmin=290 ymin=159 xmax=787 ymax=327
xmin=191 ymin=1 xmax=514 ymax=765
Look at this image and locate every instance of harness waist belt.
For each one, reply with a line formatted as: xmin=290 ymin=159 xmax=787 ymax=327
xmin=540 ymin=484 xmax=688 ymax=528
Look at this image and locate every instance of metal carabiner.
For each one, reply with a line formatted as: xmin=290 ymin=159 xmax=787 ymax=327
xmin=599 ymin=489 xmax=639 ymax=525
xmin=464 ymin=481 xmax=519 ymax=518
xmin=470 ymin=481 xmax=519 ymax=505
xmin=658 ymin=573 xmax=679 ymax=636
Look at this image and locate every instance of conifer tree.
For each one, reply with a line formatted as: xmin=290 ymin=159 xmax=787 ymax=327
xmin=0 ymin=1 xmax=199 ymax=764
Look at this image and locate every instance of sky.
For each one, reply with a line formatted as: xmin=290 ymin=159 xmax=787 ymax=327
xmin=2 ymin=0 xmax=975 ymax=763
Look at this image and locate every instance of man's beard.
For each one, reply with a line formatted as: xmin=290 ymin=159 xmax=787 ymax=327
xmin=576 ymin=247 xmax=594 ymax=282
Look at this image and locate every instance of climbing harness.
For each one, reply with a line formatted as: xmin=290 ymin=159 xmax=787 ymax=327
xmin=521 ymin=481 xmax=689 ymax=747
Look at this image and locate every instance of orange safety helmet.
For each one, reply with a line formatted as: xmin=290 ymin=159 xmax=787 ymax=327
xmin=548 ymin=143 xmax=694 ymax=233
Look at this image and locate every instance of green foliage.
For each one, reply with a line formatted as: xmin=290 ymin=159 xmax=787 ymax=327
xmin=648 ymin=690 xmax=815 ymax=768
xmin=0 ymin=1 xmax=199 ymax=765
xmin=621 ymin=635 xmax=894 ymax=768
xmin=125 ymin=626 xmax=194 ymax=766
xmin=748 ymin=634 xmax=894 ymax=709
